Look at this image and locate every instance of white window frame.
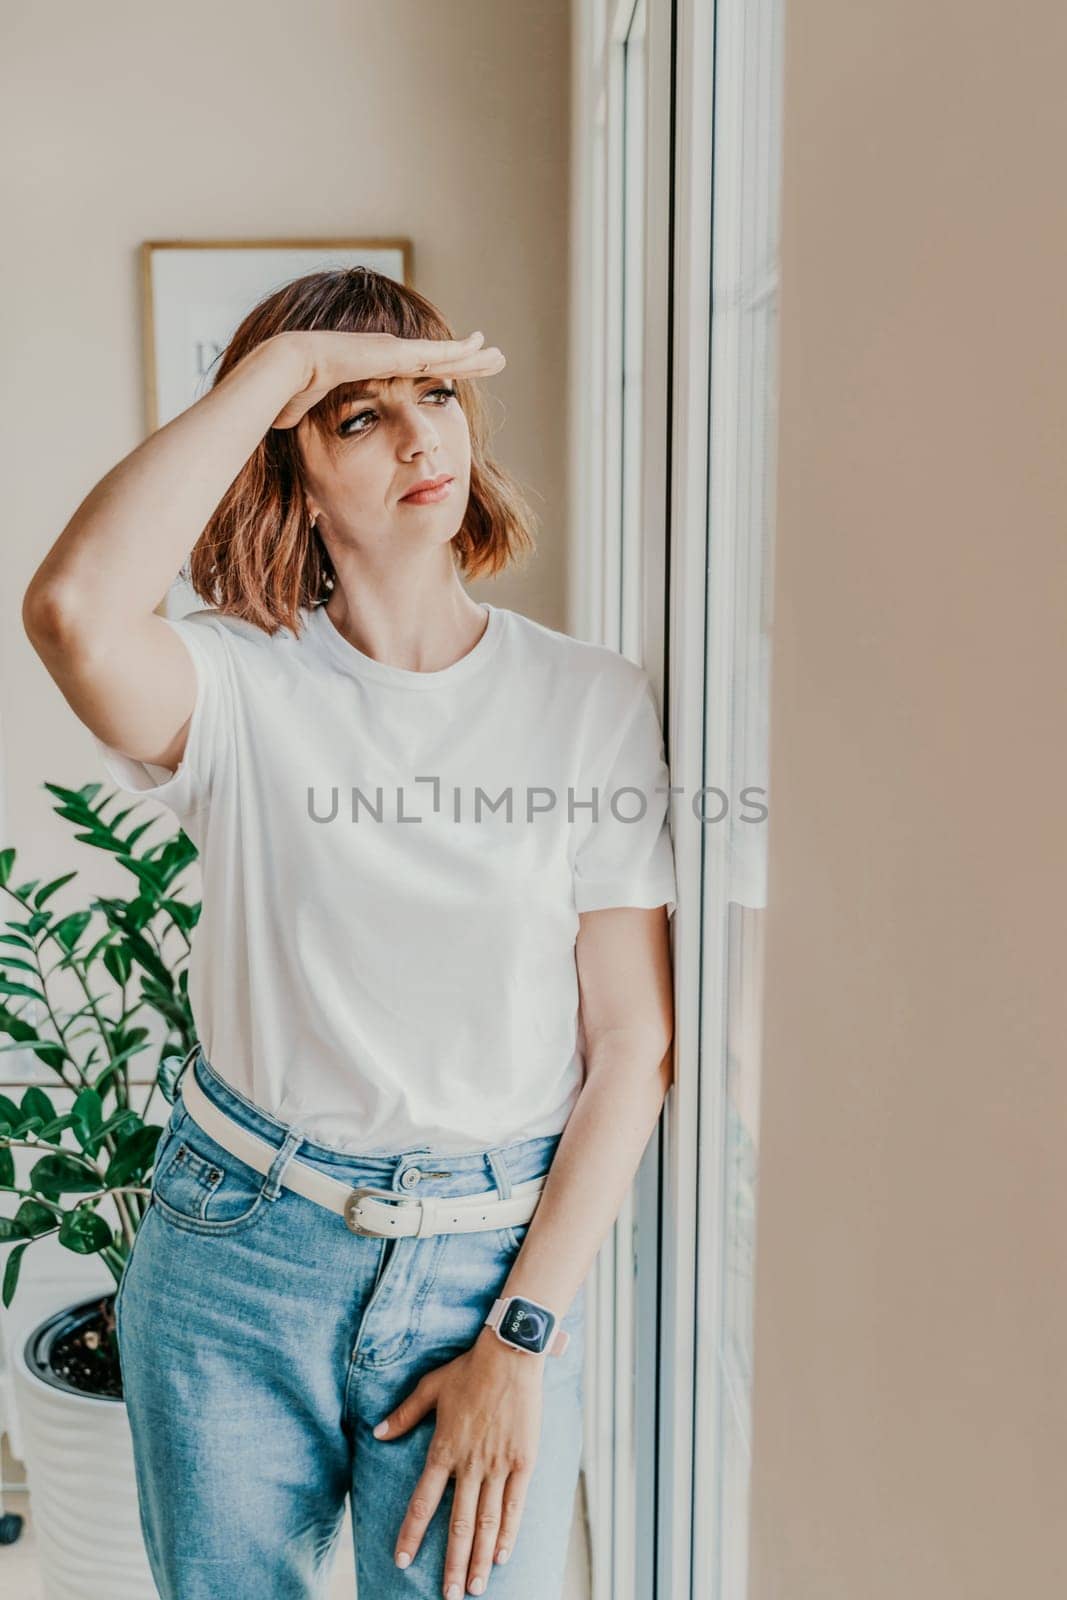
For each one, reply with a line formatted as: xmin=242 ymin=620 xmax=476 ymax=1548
xmin=570 ymin=1 xmax=783 ymax=1596
xmin=571 ymin=1 xmax=707 ymax=1596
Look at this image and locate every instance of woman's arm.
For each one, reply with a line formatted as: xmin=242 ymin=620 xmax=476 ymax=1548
xmin=20 ymin=335 xmax=314 ymax=771
xmin=23 ymin=333 xmax=311 ymax=632
xmin=21 ymin=329 xmax=495 ymax=770
xmin=371 ymin=903 xmax=675 ymax=1594
xmin=481 ymin=899 xmax=675 ymax=1327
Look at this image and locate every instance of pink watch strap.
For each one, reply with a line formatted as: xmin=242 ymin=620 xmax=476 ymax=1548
xmin=484 ymin=1296 xmax=570 ymax=1356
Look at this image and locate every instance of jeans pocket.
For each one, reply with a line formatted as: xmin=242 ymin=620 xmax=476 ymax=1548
xmin=151 ymin=1109 xmax=268 ymax=1236
xmin=497 ymin=1221 xmax=531 ymax=1255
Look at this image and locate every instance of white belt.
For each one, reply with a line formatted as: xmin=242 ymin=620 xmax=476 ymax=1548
xmin=180 ymin=1063 xmax=548 ymax=1239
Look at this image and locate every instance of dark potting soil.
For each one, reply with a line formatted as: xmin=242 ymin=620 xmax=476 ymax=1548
xmin=46 ymin=1296 xmax=124 ymax=1400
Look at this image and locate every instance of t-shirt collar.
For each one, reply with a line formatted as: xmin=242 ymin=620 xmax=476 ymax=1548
xmin=306 ymin=600 xmax=503 ymax=690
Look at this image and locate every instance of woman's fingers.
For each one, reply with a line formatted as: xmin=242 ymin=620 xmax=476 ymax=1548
xmin=392 ymin=1459 xmax=519 ymax=1596
xmin=392 ymin=336 xmax=505 ymax=380
xmin=269 ymin=332 xmax=504 ymax=430
xmin=326 ymin=329 xmax=504 ymax=382
xmin=392 ymin=331 xmax=482 ymax=373
xmin=494 ymin=1464 xmax=533 ymax=1572
xmin=427 ymin=348 xmax=506 ymax=379
xmin=465 ymin=1473 xmax=506 ymax=1595
xmin=442 ymin=1470 xmax=484 ymax=1599
xmin=392 ymin=1452 xmax=450 ymax=1572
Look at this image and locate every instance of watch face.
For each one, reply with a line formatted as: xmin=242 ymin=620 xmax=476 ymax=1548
xmin=500 ymin=1296 xmax=555 ymax=1353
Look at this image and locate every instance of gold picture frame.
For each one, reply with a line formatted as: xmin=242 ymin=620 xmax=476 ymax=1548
xmin=140 ymin=236 xmax=413 ymax=433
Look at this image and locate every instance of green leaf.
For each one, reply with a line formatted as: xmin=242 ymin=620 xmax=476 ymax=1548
xmin=82 ymin=929 xmax=116 ymax=962
xmin=42 ymin=779 xmax=102 ymax=806
xmin=0 ymin=1216 xmax=30 ymax=1241
xmin=2 ymin=1241 xmax=29 ymax=1307
xmin=29 ymin=1152 xmax=100 ymax=1195
xmin=0 ymin=978 xmax=46 ymax=1003
xmin=116 ymin=857 xmax=169 ymax=896
xmin=21 ymin=1086 xmax=56 ymax=1126
xmin=0 ymin=1144 xmax=13 ymax=1186
xmin=52 ymin=911 xmax=93 ymax=954
xmin=72 ymin=830 xmax=124 ymax=854
xmin=33 ymin=872 xmax=78 ymax=909
xmin=0 ymin=1008 xmax=40 ymax=1048
xmin=105 ymin=1123 xmax=164 ymax=1187
xmin=102 ymin=943 xmax=133 ymax=986
xmin=58 ymin=1206 xmax=113 ymax=1254
xmin=91 ymin=1107 xmax=142 ymax=1145
xmin=162 ymin=899 xmax=198 ymax=933
xmin=15 ymin=1198 xmax=56 ymax=1237
xmin=71 ymin=1087 xmax=104 ymax=1149
xmin=26 ymin=1042 xmax=68 ymax=1072
xmin=29 ymin=1112 xmax=76 ymax=1141
xmin=85 ymin=1035 xmax=151 ymax=1087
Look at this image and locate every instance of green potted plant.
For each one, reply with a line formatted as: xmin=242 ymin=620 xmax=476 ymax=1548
xmin=0 ymin=778 xmax=199 ymax=1595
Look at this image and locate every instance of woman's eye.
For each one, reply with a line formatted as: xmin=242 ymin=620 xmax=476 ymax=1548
xmin=338 ymin=386 xmax=456 ymax=437
xmin=339 ymin=408 xmax=375 ymax=435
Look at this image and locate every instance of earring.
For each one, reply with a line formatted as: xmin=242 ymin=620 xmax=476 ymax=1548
xmin=309 ymin=518 xmax=333 ymax=592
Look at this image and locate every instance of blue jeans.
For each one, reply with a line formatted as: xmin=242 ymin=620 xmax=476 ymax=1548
xmin=115 ymin=1046 xmax=586 ymax=1599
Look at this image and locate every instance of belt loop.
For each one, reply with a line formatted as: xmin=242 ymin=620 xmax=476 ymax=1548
xmin=178 ymin=1041 xmax=200 ymax=1088
xmin=486 ymin=1147 xmax=513 ymax=1202
xmin=161 ymin=1041 xmax=200 ymax=1103
xmin=414 ymin=1195 xmax=440 ymax=1238
xmin=262 ymin=1128 xmax=306 ymax=1201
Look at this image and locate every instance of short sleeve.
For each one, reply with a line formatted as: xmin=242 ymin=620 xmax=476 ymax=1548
xmin=91 ymin=612 xmax=234 ymax=826
xmin=572 ymin=671 xmax=678 ymax=919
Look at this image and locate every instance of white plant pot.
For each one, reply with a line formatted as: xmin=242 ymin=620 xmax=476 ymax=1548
xmin=12 ymin=1297 xmax=156 ymax=1600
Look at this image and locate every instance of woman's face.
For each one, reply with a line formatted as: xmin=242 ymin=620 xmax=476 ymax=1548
xmin=297 ymin=373 xmax=472 ymax=561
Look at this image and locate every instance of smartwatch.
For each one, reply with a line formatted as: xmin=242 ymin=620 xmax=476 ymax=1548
xmin=483 ymin=1294 xmax=570 ymax=1357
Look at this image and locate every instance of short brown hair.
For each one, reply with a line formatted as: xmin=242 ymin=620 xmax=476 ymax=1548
xmin=184 ymin=267 xmax=537 ymax=635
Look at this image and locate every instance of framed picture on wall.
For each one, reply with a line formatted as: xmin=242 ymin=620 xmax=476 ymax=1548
xmin=141 ymin=236 xmax=413 ymax=617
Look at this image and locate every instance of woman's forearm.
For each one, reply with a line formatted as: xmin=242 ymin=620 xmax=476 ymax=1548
xmin=23 ymin=332 xmax=309 ymax=630
xmin=473 ymin=1034 xmax=673 ymax=1357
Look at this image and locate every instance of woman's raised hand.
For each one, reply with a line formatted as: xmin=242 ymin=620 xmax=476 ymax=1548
xmin=268 ymin=330 xmax=506 ymax=430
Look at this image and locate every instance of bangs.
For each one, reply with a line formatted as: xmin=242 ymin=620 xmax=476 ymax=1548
xmin=289 ymin=269 xmax=459 ymax=443
xmin=309 ymin=371 xmax=469 ymax=441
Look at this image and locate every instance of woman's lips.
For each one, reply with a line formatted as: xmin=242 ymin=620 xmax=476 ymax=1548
xmin=400 ymin=477 xmax=454 ymax=505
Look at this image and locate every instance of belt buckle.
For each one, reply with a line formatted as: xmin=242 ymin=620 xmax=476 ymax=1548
xmin=343 ymin=1184 xmax=419 ymax=1237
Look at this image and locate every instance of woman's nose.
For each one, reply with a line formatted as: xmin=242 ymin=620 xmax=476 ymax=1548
xmin=396 ymin=406 xmax=442 ymax=452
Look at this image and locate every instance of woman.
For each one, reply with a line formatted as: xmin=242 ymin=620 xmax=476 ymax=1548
xmin=22 ymin=267 xmax=677 ymax=1600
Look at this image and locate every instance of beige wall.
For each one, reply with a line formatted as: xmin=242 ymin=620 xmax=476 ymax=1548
xmin=750 ymin=4 xmax=1067 ymax=1596
xmin=1 ymin=0 xmax=569 ymax=860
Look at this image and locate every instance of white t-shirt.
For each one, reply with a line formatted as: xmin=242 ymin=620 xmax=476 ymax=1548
xmin=92 ymin=601 xmax=678 ymax=1155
